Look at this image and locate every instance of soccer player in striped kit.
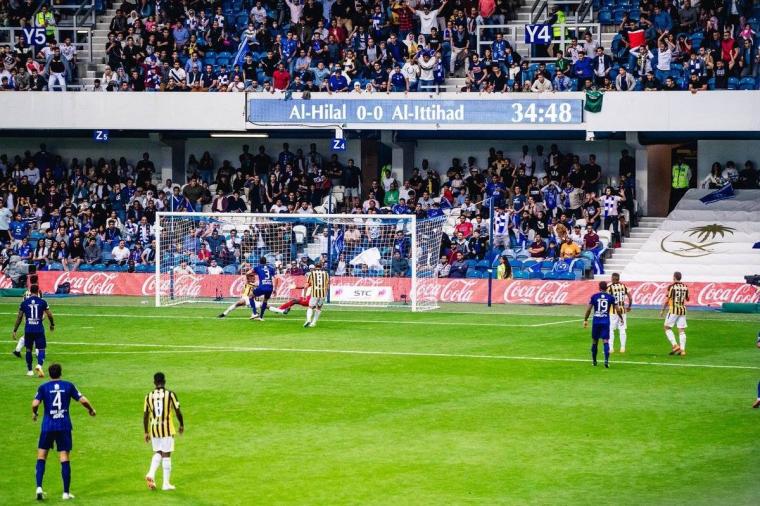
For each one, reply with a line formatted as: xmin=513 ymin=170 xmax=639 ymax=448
xmin=143 ymin=372 xmax=184 ymax=491
xmin=607 ymin=273 xmax=632 ymax=353
xmin=660 ymin=271 xmax=689 ymax=356
xmin=304 ymin=262 xmax=330 ymax=328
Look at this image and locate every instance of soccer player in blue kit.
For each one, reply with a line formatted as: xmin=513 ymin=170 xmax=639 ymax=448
xmin=32 ymin=363 xmax=96 ymax=501
xmin=251 ymin=257 xmax=276 ymax=321
xmin=583 ymin=281 xmax=617 ymax=368
xmin=13 ymin=284 xmax=54 ymax=377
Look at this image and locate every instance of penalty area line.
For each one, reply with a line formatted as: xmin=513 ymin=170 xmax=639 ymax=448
xmin=47 ymin=341 xmax=760 ymax=371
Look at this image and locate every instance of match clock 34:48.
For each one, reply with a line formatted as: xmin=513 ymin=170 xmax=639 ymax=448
xmin=509 ymin=101 xmax=579 ymax=124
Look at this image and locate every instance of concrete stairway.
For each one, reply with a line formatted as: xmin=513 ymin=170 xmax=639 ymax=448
xmin=78 ymin=6 xmax=117 ymax=90
xmin=597 ymin=217 xmax=666 ymax=278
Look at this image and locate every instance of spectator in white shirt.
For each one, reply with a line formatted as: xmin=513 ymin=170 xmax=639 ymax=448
xmin=110 ymin=240 xmax=131 ymax=265
xmin=173 ymin=259 xmax=195 ymax=274
xmin=207 ymin=259 xmax=223 ymax=274
xmin=531 ymin=74 xmax=553 ymax=92
xmin=722 ymin=161 xmax=739 ymax=183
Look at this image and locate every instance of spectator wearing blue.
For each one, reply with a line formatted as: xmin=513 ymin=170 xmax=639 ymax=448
xmin=392 ymin=198 xmax=411 ymax=214
xmin=492 ymin=32 xmax=510 ymax=72
xmin=10 ymin=212 xmax=29 ymax=247
xmin=386 ymin=33 xmax=408 ymax=64
xmin=448 ymin=252 xmax=468 ymax=278
xmin=553 ymin=69 xmax=572 ymax=91
xmin=572 ymin=49 xmax=594 ymax=89
xmin=388 ymin=63 xmax=409 ymax=92
xmin=652 ymin=5 xmax=673 ymax=35
xmin=485 ymin=175 xmax=507 ymax=208
xmin=511 ymin=186 xmax=527 ymax=212
xmin=109 ymin=183 xmax=127 ymax=223
xmin=328 ymin=68 xmax=349 ymax=92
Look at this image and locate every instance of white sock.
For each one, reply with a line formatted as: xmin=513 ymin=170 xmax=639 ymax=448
xmin=678 ymin=332 xmax=686 ymax=351
xmin=665 ymin=329 xmax=677 ymax=346
xmin=223 ymin=303 xmax=237 ymax=316
xmin=608 ymin=330 xmax=615 ymax=351
xmin=619 ymin=329 xmax=627 ymax=350
xmin=306 ymin=308 xmax=313 ymax=324
xmin=312 ymin=309 xmax=321 ymax=324
xmin=161 ymin=458 xmax=172 ymax=486
xmin=15 ymin=336 xmax=24 ymax=353
xmin=147 ymin=453 xmax=161 ymax=479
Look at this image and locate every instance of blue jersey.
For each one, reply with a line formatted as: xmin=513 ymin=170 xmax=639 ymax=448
xmin=589 ymin=292 xmax=616 ymax=325
xmin=35 ymin=380 xmax=82 ymax=432
xmin=20 ymin=295 xmax=48 ymax=334
xmin=254 ymin=264 xmax=276 ymax=289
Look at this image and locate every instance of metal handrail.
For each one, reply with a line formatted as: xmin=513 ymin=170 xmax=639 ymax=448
xmin=54 ymin=0 xmax=97 ymax=28
xmin=530 ymin=0 xmax=549 ymax=24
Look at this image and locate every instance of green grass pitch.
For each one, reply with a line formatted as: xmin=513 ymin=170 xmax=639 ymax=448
xmin=1 ymin=297 xmax=759 ymax=505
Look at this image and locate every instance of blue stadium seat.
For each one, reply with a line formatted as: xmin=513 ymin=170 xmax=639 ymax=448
xmin=707 ymin=77 xmax=716 ymax=90
xmin=465 ymin=259 xmax=478 ymax=270
xmin=739 ymin=77 xmax=757 ymax=90
xmin=204 ymin=55 xmax=217 ymax=66
xmin=541 ymin=260 xmax=555 ymax=270
xmin=508 ymin=259 xmax=522 ymax=268
xmin=728 ymin=77 xmax=739 ymax=90
xmin=512 ymin=269 xmax=531 ymax=279
xmin=476 ymin=260 xmax=491 ymax=271
xmin=466 ymin=270 xmax=481 ymax=279
xmin=223 ymin=265 xmax=238 ymax=274
xmin=195 ymin=265 xmax=208 ymax=274
xmin=627 ymin=10 xmax=640 ymax=21
xmin=676 ymin=77 xmax=688 ymax=89
xmin=79 ymin=264 xmax=92 ymax=272
xmin=613 ymin=9 xmax=626 ymax=24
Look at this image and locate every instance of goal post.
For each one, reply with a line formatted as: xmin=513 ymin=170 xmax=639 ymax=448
xmin=155 ymin=212 xmax=446 ymax=311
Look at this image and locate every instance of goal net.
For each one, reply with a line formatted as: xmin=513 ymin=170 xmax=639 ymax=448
xmin=155 ymin=212 xmax=446 ymax=311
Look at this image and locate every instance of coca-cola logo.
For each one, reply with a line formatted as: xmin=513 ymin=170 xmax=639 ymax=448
xmin=141 ymin=274 xmax=203 ymax=297
xmin=696 ymin=282 xmax=760 ymax=306
xmin=630 ymin=282 xmax=669 ymax=306
xmin=502 ymin=281 xmax=571 ymax=305
xmin=54 ymin=272 xmax=118 ymax=295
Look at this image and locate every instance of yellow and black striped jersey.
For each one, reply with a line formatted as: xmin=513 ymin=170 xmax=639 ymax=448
xmin=607 ymin=282 xmax=629 ymax=314
xmin=306 ymin=270 xmax=330 ymax=298
xmin=667 ymin=282 xmax=689 ymax=316
xmin=144 ymin=388 xmax=180 ymax=438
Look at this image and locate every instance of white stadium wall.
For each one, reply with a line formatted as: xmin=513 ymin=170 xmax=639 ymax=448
xmin=2 ymin=92 xmax=760 ymax=132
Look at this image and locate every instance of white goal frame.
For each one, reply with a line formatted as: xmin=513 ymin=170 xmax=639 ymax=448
xmin=154 ymin=211 xmax=445 ymax=311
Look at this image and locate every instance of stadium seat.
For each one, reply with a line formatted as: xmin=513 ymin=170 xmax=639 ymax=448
xmin=79 ymin=264 xmax=92 ymax=271
xmin=466 ymin=270 xmax=481 ymax=278
xmin=613 ymin=9 xmax=626 ymax=24
xmin=465 ymin=259 xmax=478 ymax=270
xmin=728 ymin=77 xmax=739 ymax=90
xmin=223 ymin=265 xmax=238 ymax=274
xmin=512 ymin=269 xmax=530 ymax=279
xmin=599 ymin=9 xmax=613 ymax=24
xmin=508 ymin=259 xmax=522 ymax=268
xmin=739 ymin=77 xmax=757 ymax=90
xmin=707 ymin=77 xmax=716 ymax=90
xmin=195 ymin=265 xmax=208 ymax=274
xmin=476 ymin=260 xmax=491 ymax=271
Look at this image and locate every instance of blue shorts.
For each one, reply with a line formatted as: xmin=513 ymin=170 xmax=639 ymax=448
xmin=253 ymin=286 xmax=273 ymax=298
xmin=591 ymin=324 xmax=610 ymax=341
xmin=25 ymin=333 xmax=46 ymax=350
xmin=38 ymin=430 xmax=72 ymax=452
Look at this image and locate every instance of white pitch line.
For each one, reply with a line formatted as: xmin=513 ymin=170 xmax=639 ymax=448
xmin=0 ymin=312 xmax=572 ymax=328
xmin=1 ymin=303 xmax=758 ymax=322
xmin=47 ymin=341 xmax=760 ymax=371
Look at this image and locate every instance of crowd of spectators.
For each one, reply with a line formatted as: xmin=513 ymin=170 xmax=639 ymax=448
xmin=587 ymin=0 xmax=760 ymax=90
xmin=0 ymin=141 xmax=639 ymax=283
xmin=0 ymin=0 xmax=757 ymax=92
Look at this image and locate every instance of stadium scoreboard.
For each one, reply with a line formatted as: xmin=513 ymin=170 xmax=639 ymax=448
xmin=248 ymin=98 xmax=583 ymax=128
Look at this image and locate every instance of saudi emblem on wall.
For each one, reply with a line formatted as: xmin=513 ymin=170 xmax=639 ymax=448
xmin=659 ymin=224 xmax=736 ymax=258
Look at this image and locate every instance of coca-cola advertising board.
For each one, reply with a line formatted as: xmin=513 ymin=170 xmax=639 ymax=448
xmin=35 ymin=272 xmax=760 ymax=307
